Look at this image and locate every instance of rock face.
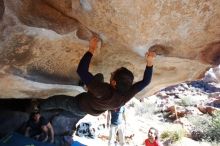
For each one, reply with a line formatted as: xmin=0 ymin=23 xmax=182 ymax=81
xmin=204 ymin=65 xmax=220 ymax=84
xmin=0 ymin=0 xmax=219 ymax=99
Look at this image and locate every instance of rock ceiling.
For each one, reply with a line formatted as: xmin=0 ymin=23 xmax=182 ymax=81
xmin=0 ymin=0 xmax=219 ymax=99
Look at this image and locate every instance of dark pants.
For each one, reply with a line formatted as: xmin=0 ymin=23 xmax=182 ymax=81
xmin=40 ymin=95 xmax=86 ymax=117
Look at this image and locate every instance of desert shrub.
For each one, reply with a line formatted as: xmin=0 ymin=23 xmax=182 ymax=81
xmin=135 ymin=102 xmax=158 ymax=119
xmin=160 ymin=126 xmax=186 ymax=143
xmin=204 ymin=111 xmax=220 ymax=142
xmin=188 ymin=111 xmax=220 ymax=143
xmin=179 ymin=95 xmax=202 ymax=107
xmin=160 ymin=131 xmax=170 ymax=139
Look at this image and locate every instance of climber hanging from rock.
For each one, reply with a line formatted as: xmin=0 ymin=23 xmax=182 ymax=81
xmin=39 ymin=35 xmax=156 ymax=128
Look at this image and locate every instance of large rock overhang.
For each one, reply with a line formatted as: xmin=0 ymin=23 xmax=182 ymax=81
xmin=0 ymin=0 xmax=219 ymax=99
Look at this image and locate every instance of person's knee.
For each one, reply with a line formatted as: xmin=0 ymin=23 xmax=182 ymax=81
xmin=41 ymin=125 xmax=48 ymax=133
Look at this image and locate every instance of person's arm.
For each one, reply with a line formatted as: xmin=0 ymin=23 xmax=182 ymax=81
xmin=125 ymin=51 xmax=156 ymax=100
xmin=77 ymin=36 xmax=99 ymax=85
xmin=47 ymin=122 xmax=54 ymax=143
xmin=133 ymin=51 xmax=155 ymax=91
xmin=25 ymin=127 xmax=31 ymax=137
xmin=40 ymin=116 xmax=52 ymax=142
xmin=25 ymin=120 xmax=31 ymax=137
xmin=146 ymin=51 xmax=155 ymax=67
xmin=131 ymin=65 xmax=153 ymax=91
xmin=78 ymin=36 xmax=111 ymax=98
xmin=123 ymin=108 xmax=126 ymax=125
xmin=107 ymin=110 xmax=111 ymax=128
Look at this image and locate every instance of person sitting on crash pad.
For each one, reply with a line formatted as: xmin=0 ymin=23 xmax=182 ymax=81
xmin=25 ymin=110 xmax=54 ymax=143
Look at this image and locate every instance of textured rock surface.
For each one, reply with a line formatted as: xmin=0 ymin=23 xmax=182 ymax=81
xmin=0 ymin=0 xmax=220 ymax=99
xmin=204 ymin=65 xmax=220 ymax=85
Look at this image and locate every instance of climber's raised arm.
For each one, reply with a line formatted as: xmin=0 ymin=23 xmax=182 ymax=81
xmin=77 ymin=36 xmax=99 ymax=85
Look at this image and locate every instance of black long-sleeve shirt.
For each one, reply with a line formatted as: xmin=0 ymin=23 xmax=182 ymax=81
xmin=76 ymin=51 xmax=153 ymax=116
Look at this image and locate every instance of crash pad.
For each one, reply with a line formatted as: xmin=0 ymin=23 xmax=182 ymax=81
xmin=0 ymin=132 xmax=55 ymax=146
